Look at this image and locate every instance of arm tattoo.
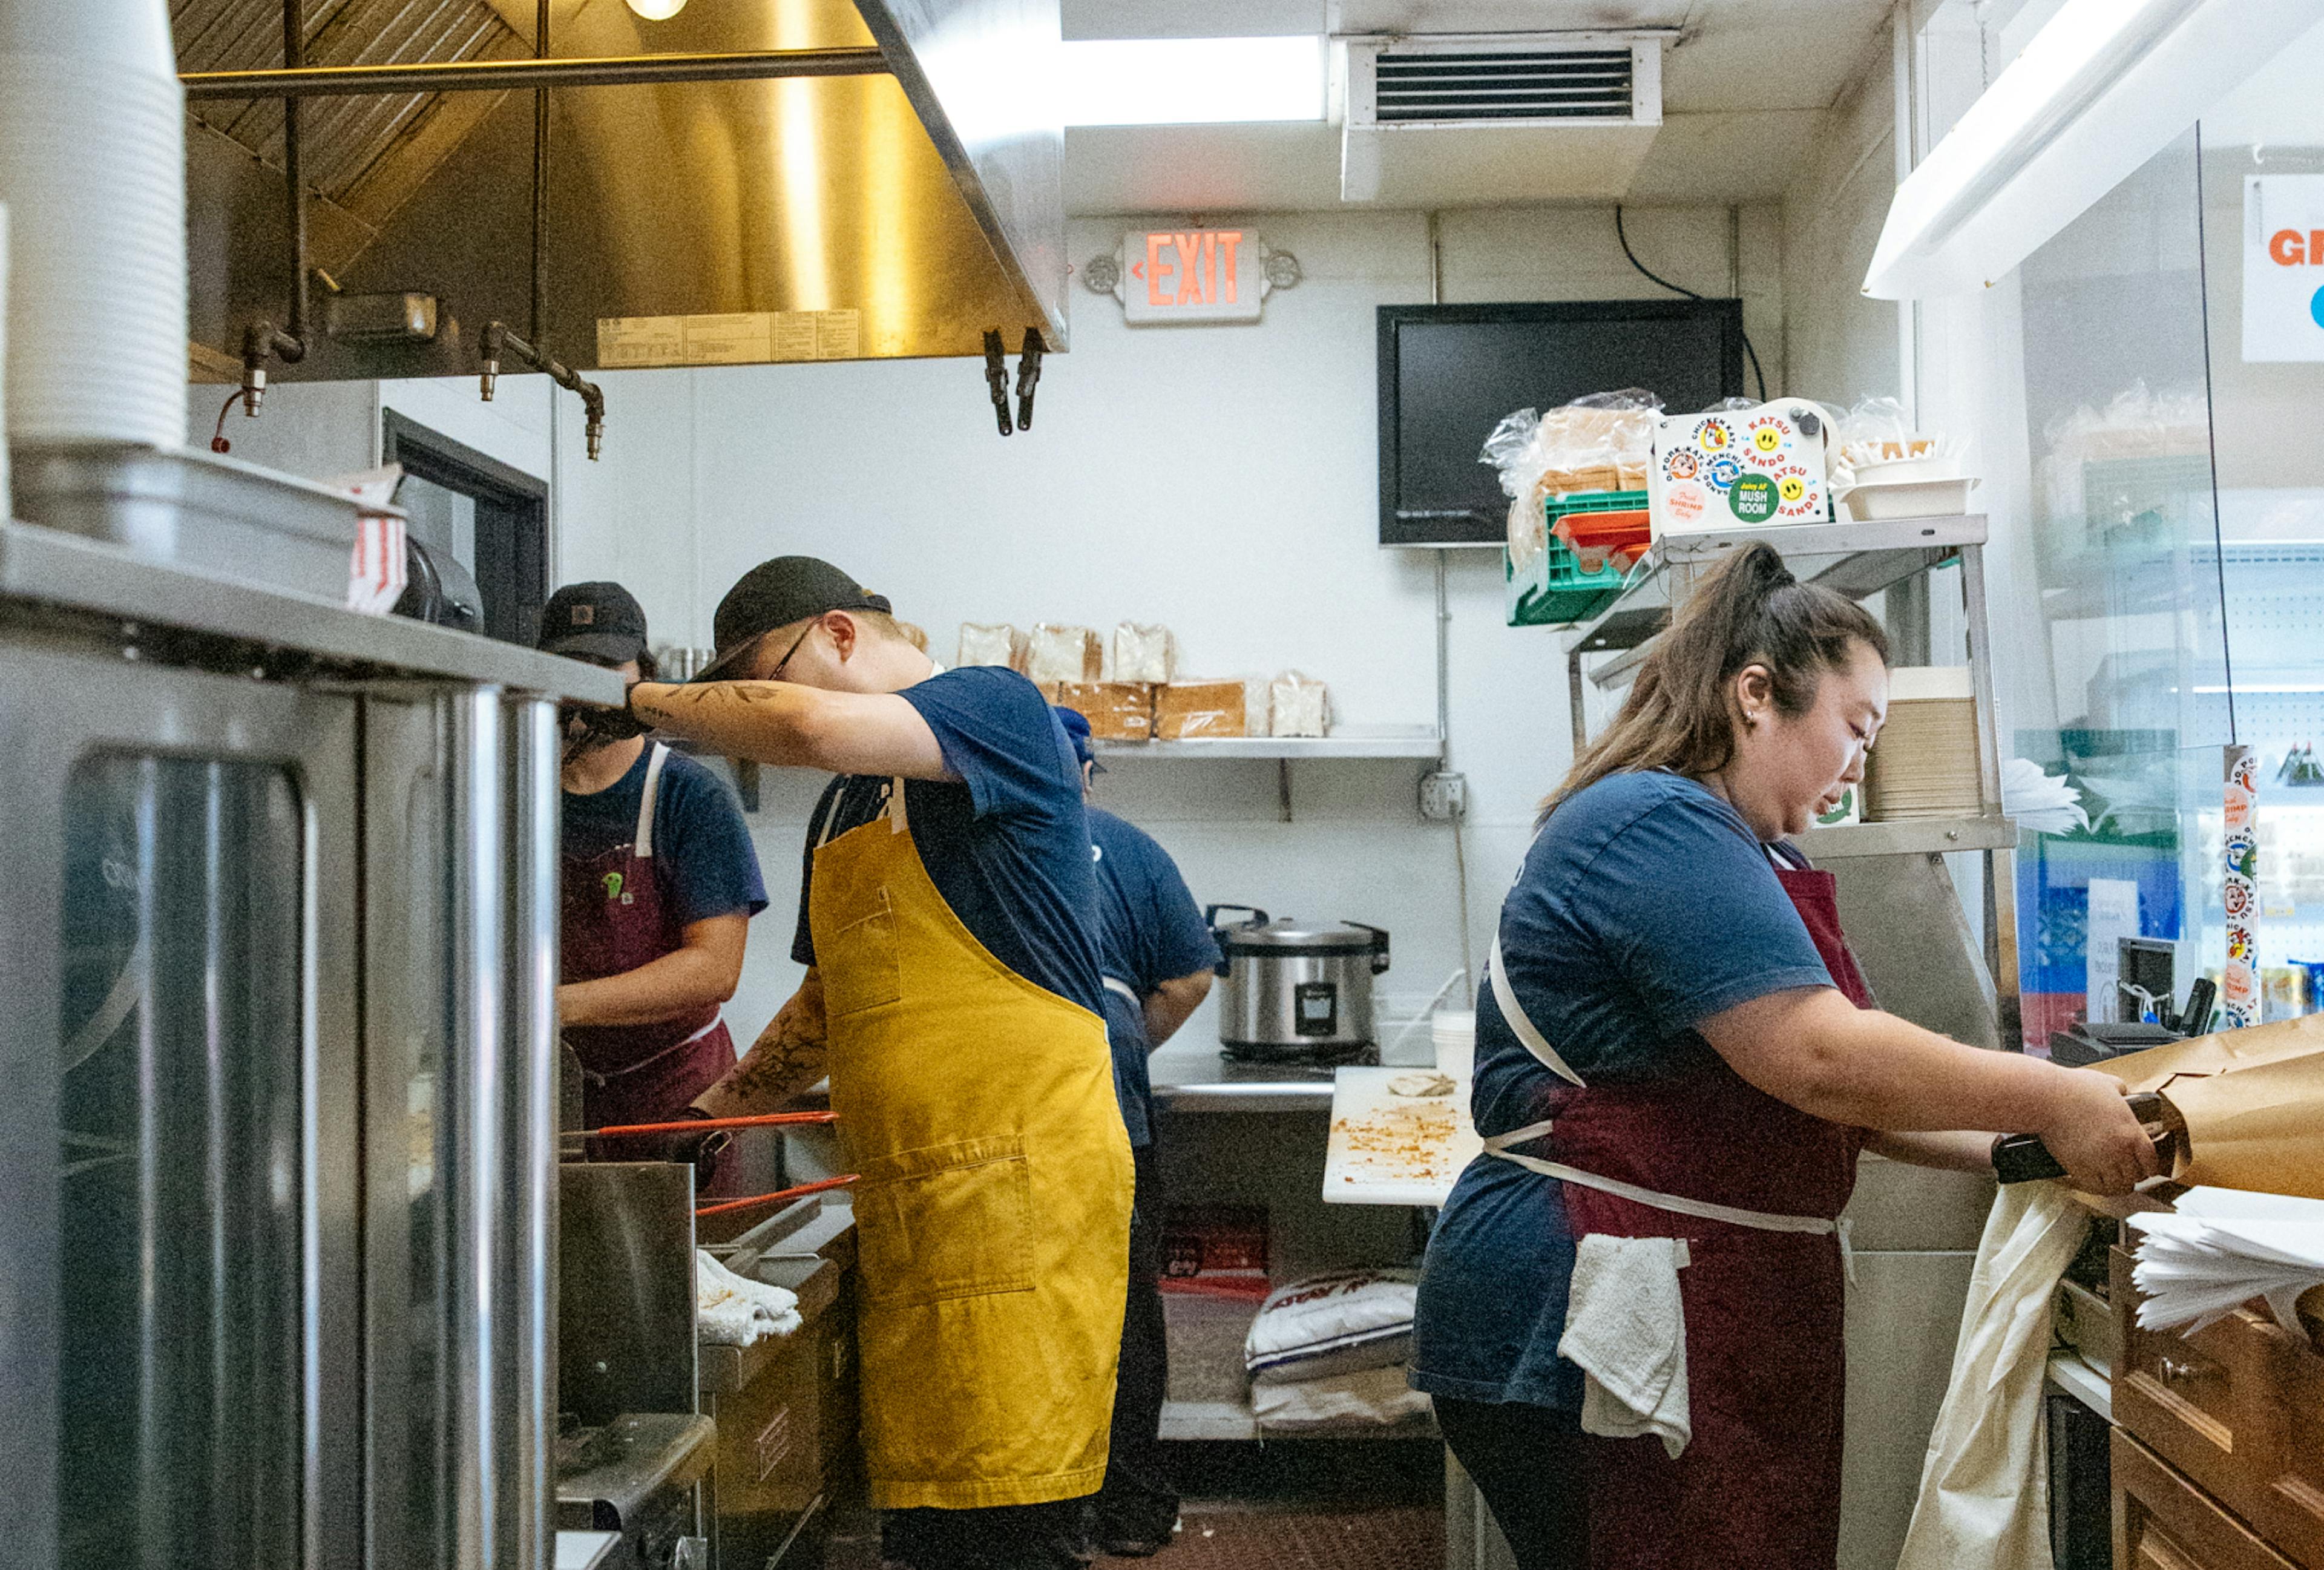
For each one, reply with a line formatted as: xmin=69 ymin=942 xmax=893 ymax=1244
xmin=696 ymin=974 xmax=829 ymax=1118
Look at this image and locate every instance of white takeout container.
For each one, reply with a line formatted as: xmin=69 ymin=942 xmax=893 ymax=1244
xmin=1839 ymin=475 xmax=1981 ymax=521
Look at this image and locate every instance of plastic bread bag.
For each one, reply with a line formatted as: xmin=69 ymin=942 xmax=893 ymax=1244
xmin=1154 ymin=679 xmax=1246 ymax=740
xmin=1112 ymin=622 xmax=1177 ymax=685
xmin=1267 ymin=670 xmax=1331 ymax=738
xmin=1026 ymin=623 xmax=1102 ymax=686
xmin=1832 ymin=394 xmax=1964 ymax=490
xmin=957 ymin=623 xmax=1022 ymax=669
xmin=2036 ymin=380 xmax=2209 ymax=527
xmin=1483 ymin=390 xmax=1663 ymax=572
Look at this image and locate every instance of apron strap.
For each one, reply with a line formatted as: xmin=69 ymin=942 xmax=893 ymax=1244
xmin=1102 ymin=976 xmax=1143 ymax=1008
xmin=579 ymin=1011 xmax=726 ymax=1085
xmin=1490 ymin=933 xmax=1586 ymax=1088
xmin=633 ymin=742 xmax=671 ymax=859
xmin=1482 ymin=1133 xmax=1856 ymax=1283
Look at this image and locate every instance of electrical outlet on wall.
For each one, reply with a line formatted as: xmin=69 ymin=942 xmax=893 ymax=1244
xmin=1420 ymin=770 xmax=1468 ymax=821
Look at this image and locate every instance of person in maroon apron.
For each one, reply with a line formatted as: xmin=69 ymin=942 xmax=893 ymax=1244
xmin=542 ymin=582 xmax=769 ymax=1138
xmin=1411 ymin=543 xmax=2158 ymax=1570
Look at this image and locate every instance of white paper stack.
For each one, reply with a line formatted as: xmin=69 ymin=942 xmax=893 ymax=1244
xmin=2127 ymin=1187 xmax=2324 ymax=1341
xmin=1865 ymin=668 xmax=1981 ymax=821
xmin=2001 ymin=757 xmax=2089 ymax=836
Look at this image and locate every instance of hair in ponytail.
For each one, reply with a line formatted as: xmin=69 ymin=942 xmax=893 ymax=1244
xmin=1546 ymin=542 xmax=1888 ymax=821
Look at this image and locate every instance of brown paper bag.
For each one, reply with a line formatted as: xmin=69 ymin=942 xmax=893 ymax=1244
xmin=2092 ymin=1014 xmax=2324 ymax=1200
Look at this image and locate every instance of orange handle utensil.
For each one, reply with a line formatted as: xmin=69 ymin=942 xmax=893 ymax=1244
xmin=694 ymin=1174 xmax=859 ymax=1220
xmin=585 ymin=1111 xmax=839 ymax=1138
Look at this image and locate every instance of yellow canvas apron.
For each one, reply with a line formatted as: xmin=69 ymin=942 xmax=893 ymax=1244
xmin=810 ymin=779 xmax=1132 ymax=1509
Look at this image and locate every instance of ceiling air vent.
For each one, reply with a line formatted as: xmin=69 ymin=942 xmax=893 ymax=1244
xmin=1371 ymin=46 xmax=1638 ymax=125
xmin=1341 ymin=34 xmax=1666 ymax=204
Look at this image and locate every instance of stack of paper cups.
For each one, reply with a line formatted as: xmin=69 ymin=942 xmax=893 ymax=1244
xmin=1433 ymin=1009 xmax=1476 ymax=1080
xmin=0 ymin=0 xmax=187 ymax=454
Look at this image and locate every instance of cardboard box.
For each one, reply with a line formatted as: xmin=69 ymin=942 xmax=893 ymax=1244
xmin=1154 ymin=679 xmax=1246 ymax=740
xmin=1160 ymin=1203 xmax=1270 ymax=1298
xmin=1055 ymin=680 xmax=1155 ymax=741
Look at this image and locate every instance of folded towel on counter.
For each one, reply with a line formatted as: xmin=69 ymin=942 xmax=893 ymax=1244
xmin=1557 ymin=1233 xmax=1692 ymax=1458
xmin=695 ymin=1249 xmax=801 ymax=1347
xmin=1250 ymin=1364 xmax=1432 ymax=1430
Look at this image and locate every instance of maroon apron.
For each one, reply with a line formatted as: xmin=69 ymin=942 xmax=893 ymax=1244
xmin=562 ymin=743 xmax=737 ymax=1131
xmin=1489 ymin=846 xmax=1874 ymax=1570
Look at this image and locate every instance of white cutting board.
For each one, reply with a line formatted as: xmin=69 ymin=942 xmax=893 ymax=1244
xmin=1323 ymin=1066 xmax=1484 ymax=1207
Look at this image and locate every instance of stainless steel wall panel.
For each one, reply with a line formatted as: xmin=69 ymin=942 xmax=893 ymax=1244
xmin=0 ymin=642 xmax=363 ymax=1570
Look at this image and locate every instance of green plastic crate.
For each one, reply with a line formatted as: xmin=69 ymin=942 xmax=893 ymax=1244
xmin=1506 ymin=490 xmax=1649 ymax=627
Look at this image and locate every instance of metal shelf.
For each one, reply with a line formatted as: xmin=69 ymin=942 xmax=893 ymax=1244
xmin=1797 ymin=815 xmax=2018 ymax=859
xmin=1092 ymin=724 xmax=1441 ymax=760
xmin=1570 ymin=514 xmax=1988 ymax=682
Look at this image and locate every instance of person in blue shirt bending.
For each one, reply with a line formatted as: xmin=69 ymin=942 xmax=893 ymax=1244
xmin=1408 ymin=543 xmax=2156 ymax=1570
xmin=1054 ymin=706 xmax=1220 ymax=1559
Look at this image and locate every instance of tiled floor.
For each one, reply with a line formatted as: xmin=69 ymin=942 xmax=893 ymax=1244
xmin=1106 ymin=1439 xmax=1445 ymax=1569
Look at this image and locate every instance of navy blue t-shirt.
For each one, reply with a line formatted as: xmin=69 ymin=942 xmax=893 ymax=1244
xmin=1409 ymin=770 xmax=1832 ymax=1411
xmin=793 ymin=667 xmax=1108 ymax=1021
xmin=1087 ymin=806 xmax=1223 ymax=1148
xmin=562 ymin=743 xmax=769 ymax=925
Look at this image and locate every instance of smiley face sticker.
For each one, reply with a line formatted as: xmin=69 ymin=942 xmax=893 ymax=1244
xmin=1777 ymin=474 xmax=1807 ymax=504
xmin=1753 ymin=426 xmax=1783 ymax=453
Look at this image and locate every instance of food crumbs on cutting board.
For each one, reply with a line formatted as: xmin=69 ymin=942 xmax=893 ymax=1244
xmin=1331 ymin=1094 xmax=1463 ymax=1183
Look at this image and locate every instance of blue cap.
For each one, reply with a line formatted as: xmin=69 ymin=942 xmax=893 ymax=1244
xmin=1054 ymin=705 xmax=1105 ymax=772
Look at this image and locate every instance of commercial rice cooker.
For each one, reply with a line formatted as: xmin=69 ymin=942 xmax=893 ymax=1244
xmin=1206 ymin=906 xmax=1390 ymax=1062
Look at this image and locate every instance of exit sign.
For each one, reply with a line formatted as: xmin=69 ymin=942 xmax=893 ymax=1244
xmin=1123 ymin=229 xmax=1264 ymax=324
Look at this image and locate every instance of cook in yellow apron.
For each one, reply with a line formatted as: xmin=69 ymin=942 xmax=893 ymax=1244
xmin=811 ymin=778 xmax=1133 ymax=1509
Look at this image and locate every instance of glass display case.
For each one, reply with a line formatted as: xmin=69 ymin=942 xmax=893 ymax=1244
xmin=2009 ymin=30 xmax=2324 ymax=1044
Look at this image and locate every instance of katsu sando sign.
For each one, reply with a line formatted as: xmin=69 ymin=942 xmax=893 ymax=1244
xmin=1120 ymin=229 xmax=1265 ymax=324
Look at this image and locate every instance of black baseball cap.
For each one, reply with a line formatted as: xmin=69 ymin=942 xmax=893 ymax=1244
xmin=695 ymin=556 xmax=893 ymax=682
xmin=539 ymin=580 xmax=648 ymax=663
xmin=1053 ymin=705 xmax=1106 ymax=774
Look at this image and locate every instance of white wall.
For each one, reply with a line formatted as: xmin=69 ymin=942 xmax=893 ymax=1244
xmin=186 ymin=200 xmax=1785 ymax=1057
xmin=1779 ymin=11 xmax=1903 ymax=413
xmin=557 ymin=204 xmax=1782 ymax=1047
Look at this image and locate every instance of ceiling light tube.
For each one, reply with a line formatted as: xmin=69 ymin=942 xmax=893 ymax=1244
xmin=1863 ymin=0 xmax=2324 ymax=299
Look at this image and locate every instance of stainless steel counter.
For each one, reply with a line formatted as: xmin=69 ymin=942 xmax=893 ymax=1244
xmin=1148 ymin=1048 xmax=1343 ymax=1112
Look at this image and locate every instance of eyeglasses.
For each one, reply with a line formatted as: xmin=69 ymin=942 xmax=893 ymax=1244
xmin=766 ymin=620 xmax=819 ymax=682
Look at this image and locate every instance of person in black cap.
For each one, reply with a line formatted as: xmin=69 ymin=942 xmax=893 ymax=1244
xmin=539 ymin=582 xmax=767 ymax=1136
xmin=1055 ymin=706 xmax=1218 ymax=1559
xmin=626 ymin=558 xmax=1133 ymax=1570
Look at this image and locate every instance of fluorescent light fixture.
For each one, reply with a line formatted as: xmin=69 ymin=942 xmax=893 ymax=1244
xmin=1863 ymin=0 xmax=2324 ymax=299
xmin=1060 ymin=36 xmax=1325 ymax=127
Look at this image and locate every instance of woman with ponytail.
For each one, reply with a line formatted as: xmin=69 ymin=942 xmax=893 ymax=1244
xmin=1410 ymin=543 xmax=2155 ymax=1569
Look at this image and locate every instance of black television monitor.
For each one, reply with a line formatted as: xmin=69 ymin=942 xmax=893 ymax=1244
xmin=1377 ymin=300 xmax=1745 ymax=547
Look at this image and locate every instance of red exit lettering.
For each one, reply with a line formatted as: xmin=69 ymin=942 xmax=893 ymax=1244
xmin=1143 ymin=231 xmax=1247 ymax=308
xmin=2267 ymin=228 xmax=2324 ymax=265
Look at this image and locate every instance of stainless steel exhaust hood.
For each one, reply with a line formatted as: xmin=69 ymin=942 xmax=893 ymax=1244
xmin=178 ymin=0 xmax=1066 ymax=383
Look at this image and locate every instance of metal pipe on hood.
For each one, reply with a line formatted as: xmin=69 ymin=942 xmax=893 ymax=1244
xmin=182 ymin=47 xmax=891 ymax=100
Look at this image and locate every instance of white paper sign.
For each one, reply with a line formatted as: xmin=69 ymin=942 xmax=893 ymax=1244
xmin=2242 ymin=176 xmax=2324 ymax=362
xmin=2085 ymin=878 xmax=2141 ymax=1025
